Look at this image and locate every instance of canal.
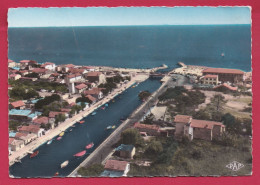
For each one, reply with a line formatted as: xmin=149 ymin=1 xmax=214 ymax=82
xmin=10 ymin=78 xmax=162 ymax=177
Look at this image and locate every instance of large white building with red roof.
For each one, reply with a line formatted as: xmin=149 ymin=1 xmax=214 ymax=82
xmin=174 ymin=115 xmax=225 ymax=141
xmin=41 ymin=62 xmax=56 ymax=71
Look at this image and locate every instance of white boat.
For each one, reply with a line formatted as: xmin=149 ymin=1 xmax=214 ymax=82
xmin=47 ymin=140 xmax=53 ymax=145
xmin=61 ymin=160 xmax=69 ymax=168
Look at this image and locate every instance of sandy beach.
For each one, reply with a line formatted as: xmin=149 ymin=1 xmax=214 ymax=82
xmin=9 ymin=74 xmax=149 ymax=166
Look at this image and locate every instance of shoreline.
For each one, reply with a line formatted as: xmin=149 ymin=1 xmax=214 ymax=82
xmin=9 ymin=74 xmax=149 ymax=166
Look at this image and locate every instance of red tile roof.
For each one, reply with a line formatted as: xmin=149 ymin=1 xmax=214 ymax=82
xmin=49 ymin=112 xmax=65 ymax=118
xmin=20 ymin=60 xmax=31 ymax=63
xmin=69 ymin=68 xmax=85 ymax=74
xmin=8 ymin=59 xmax=15 ymax=63
xmin=32 ymin=68 xmax=47 ymax=74
xmin=203 ymin=68 xmax=244 ymax=75
xmin=191 ymin=119 xmax=225 ymax=129
xmin=204 ymin=74 xmax=218 ymax=78
xmin=84 ymin=88 xmax=102 ymax=95
xmin=67 ymin=73 xmax=81 ymax=79
xmin=10 ymin=100 xmax=25 ymax=108
xmin=134 ymin=122 xmax=160 ymax=131
xmin=104 ymin=160 xmax=128 ymax=171
xmin=60 ymin=108 xmax=71 ymax=113
xmin=87 ymin=71 xmax=102 ymax=77
xmin=15 ymin=132 xmax=28 ymax=138
xmin=18 ymin=125 xmax=41 ymax=133
xmin=75 ymin=83 xmax=87 ymax=90
xmin=65 ymin=64 xmax=75 ymax=68
xmin=33 ymin=117 xmax=49 ymax=125
xmin=9 ymin=138 xmax=15 ymax=145
xmin=214 ymin=83 xmax=238 ymax=91
xmin=85 ymin=95 xmax=97 ymax=102
xmin=174 ymin=115 xmax=192 ymax=123
xmin=41 ymin=62 xmax=55 ymax=67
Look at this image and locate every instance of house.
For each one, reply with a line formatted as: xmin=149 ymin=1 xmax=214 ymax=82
xmin=9 ymin=109 xmax=32 ymax=121
xmin=9 ymin=138 xmax=25 ymax=151
xmin=20 ymin=60 xmax=37 ymax=69
xmin=69 ymin=68 xmax=87 ymax=74
xmin=49 ymin=111 xmax=68 ymax=123
xmin=32 ymin=116 xmax=54 ymax=129
xmin=76 ymin=102 xmax=90 ymax=110
xmin=84 ymin=88 xmax=103 ymax=99
xmin=15 ymin=132 xmax=37 ymax=145
xmin=18 ymin=125 xmax=44 ymax=137
xmin=41 ymin=62 xmax=56 ymax=71
xmin=56 ymin=64 xmax=75 ymax=73
xmin=85 ymin=71 xmax=106 ymax=85
xmin=75 ymin=83 xmax=88 ymax=94
xmin=55 ymin=79 xmax=66 ymax=84
xmin=10 ymin=100 xmax=26 ymax=110
xmin=32 ymin=68 xmax=48 ymax=76
xmin=173 ymin=115 xmax=225 ymax=141
xmin=65 ymin=73 xmax=82 ymax=84
xmin=202 ymin=68 xmax=244 ymax=83
xmin=8 ymin=59 xmax=16 ymax=68
xmin=133 ymin=122 xmax=160 ymax=136
xmin=19 ymin=70 xmax=29 ymax=76
xmin=115 ymin=144 xmax=136 ymax=159
xmin=85 ymin=95 xmax=97 ymax=104
xmin=213 ymin=83 xmax=238 ymax=92
xmin=101 ymin=160 xmax=130 ymax=177
xmin=19 ymin=77 xmax=38 ymax=82
xmin=9 ymin=74 xmax=21 ymax=80
xmin=201 ymin=74 xmax=219 ymax=85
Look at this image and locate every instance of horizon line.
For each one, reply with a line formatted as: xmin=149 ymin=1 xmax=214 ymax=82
xmin=8 ymin=23 xmax=251 ymax=28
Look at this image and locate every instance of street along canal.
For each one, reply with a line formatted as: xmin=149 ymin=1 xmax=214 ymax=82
xmin=10 ymin=78 xmax=162 ymax=177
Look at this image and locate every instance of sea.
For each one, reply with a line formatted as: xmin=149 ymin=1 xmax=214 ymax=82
xmin=8 ymin=25 xmax=251 ymax=72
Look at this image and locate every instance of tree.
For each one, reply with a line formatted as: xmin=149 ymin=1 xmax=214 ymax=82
xmin=25 ymin=72 xmax=39 ymax=78
xmin=143 ymin=113 xmax=155 ymax=124
xmin=35 ymin=94 xmax=61 ymax=109
xmin=222 ymin=113 xmax=235 ymax=131
xmin=80 ymin=102 xmax=86 ymax=110
xmin=55 ymin=114 xmax=66 ymax=125
xmin=121 ymin=128 xmax=144 ymax=146
xmin=9 ymin=120 xmax=21 ymax=131
xmin=211 ymin=111 xmax=224 ymax=122
xmin=210 ymin=94 xmax=226 ymax=112
xmin=78 ymin=164 xmax=104 ymax=177
xmin=192 ymin=109 xmax=211 ymax=120
xmin=145 ymin=140 xmax=163 ymax=157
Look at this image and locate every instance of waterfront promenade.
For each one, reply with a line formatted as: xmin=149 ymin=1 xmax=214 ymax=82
xmin=9 ymin=74 xmax=149 ymax=166
xmin=69 ymin=73 xmax=173 ymax=177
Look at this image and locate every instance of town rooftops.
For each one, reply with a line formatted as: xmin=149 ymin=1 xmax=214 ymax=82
xmin=86 ymin=71 xmax=102 ymax=77
xmin=10 ymin=100 xmax=25 ymax=108
xmin=32 ymin=68 xmax=48 ymax=73
xmin=134 ymin=122 xmax=160 ymax=131
xmin=214 ymin=83 xmax=238 ymax=91
xmin=69 ymin=68 xmax=85 ymax=74
xmin=84 ymin=88 xmax=102 ymax=95
xmin=203 ymin=74 xmax=218 ymax=78
xmin=18 ymin=125 xmax=41 ymax=133
xmin=191 ymin=119 xmax=225 ymax=130
xmin=65 ymin=64 xmax=75 ymax=68
xmin=67 ymin=73 xmax=81 ymax=79
xmin=174 ymin=115 xmax=192 ymax=123
xmin=8 ymin=59 xmax=15 ymax=63
xmin=104 ymin=159 xmax=128 ymax=172
xmin=9 ymin=109 xmax=31 ymax=116
xmin=115 ymin=144 xmax=134 ymax=152
xmin=33 ymin=117 xmax=49 ymax=125
xmin=41 ymin=62 xmax=55 ymax=67
xmin=20 ymin=60 xmax=31 ymax=63
xmin=202 ymin=68 xmax=244 ymax=75
xmin=9 ymin=138 xmax=24 ymax=145
xmin=75 ymin=83 xmax=87 ymax=90
xmin=49 ymin=111 xmax=65 ymax=118
xmin=15 ymin=132 xmax=28 ymax=138
xmin=61 ymin=108 xmax=71 ymax=113
xmin=85 ymin=95 xmax=97 ymax=102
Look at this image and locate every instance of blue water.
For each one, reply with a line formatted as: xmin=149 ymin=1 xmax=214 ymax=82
xmin=9 ymin=78 xmax=161 ymax=177
xmin=8 ymin=25 xmax=251 ymax=71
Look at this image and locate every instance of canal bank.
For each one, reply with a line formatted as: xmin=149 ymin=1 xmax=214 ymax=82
xmin=10 ymin=78 xmax=162 ymax=177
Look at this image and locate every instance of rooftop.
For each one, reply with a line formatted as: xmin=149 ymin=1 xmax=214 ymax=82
xmin=115 ymin=144 xmax=135 ymax=152
xmin=9 ymin=109 xmax=31 ymax=116
xmin=214 ymin=83 xmax=238 ymax=91
xmin=203 ymin=74 xmax=218 ymax=78
xmin=87 ymin=71 xmax=102 ymax=77
xmin=10 ymin=100 xmax=25 ymax=108
xmin=134 ymin=122 xmax=160 ymax=130
xmin=75 ymin=83 xmax=87 ymax=90
xmin=202 ymin=68 xmax=244 ymax=75
xmin=33 ymin=116 xmax=49 ymax=125
xmin=104 ymin=159 xmax=128 ymax=172
xmin=174 ymin=115 xmax=192 ymax=123
xmin=191 ymin=119 xmax=225 ymax=129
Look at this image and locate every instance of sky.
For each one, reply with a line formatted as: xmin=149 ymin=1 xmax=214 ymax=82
xmin=8 ymin=7 xmax=251 ymax=27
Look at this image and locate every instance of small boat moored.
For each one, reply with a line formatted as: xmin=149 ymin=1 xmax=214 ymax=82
xmin=91 ymin=112 xmax=97 ymax=116
xmin=74 ymin=150 xmax=86 ymax=157
xmin=86 ymin=142 xmax=94 ymax=149
xmin=54 ymin=172 xmax=59 ymax=176
xmin=30 ymin=150 xmax=39 ymax=158
xmin=79 ymin=120 xmax=85 ymax=124
xmin=47 ymin=140 xmax=53 ymax=145
xmin=105 ymin=103 xmax=109 ymax=107
xmin=61 ymin=160 xmax=69 ymax=168
xmin=101 ymin=106 xmax=105 ymax=110
xmin=59 ymin=132 xmax=65 ymax=137
xmin=57 ymin=136 xmax=62 ymax=140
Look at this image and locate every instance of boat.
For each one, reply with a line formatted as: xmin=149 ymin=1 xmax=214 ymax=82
xmin=86 ymin=142 xmax=94 ymax=149
xmin=60 ymin=160 xmax=69 ymax=168
xmin=112 ymin=100 xmax=115 ymax=103
xmin=47 ymin=140 xmax=53 ymax=145
xmin=79 ymin=120 xmax=85 ymax=124
xmin=59 ymin=132 xmax=65 ymax=137
xmin=221 ymin=52 xmax=225 ymax=57
xmin=30 ymin=150 xmax=39 ymax=158
xmin=91 ymin=112 xmax=97 ymax=116
xmin=54 ymin=172 xmax=59 ymax=176
xmin=71 ymin=125 xmax=76 ymax=128
xmin=106 ymin=126 xmax=112 ymax=130
xmin=69 ymin=129 xmax=73 ymax=132
xmin=101 ymin=106 xmax=105 ymax=110
xmin=74 ymin=150 xmax=86 ymax=157
xmin=112 ymin=125 xmax=116 ymax=129
xmin=105 ymin=103 xmax=109 ymax=107
xmin=57 ymin=136 xmax=62 ymax=140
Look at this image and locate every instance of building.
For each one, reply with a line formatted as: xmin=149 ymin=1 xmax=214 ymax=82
xmin=69 ymin=68 xmax=87 ymax=74
xmin=85 ymin=71 xmax=106 ymax=85
xmin=9 ymin=109 xmax=41 ymax=121
xmin=85 ymin=95 xmax=97 ymax=104
xmin=75 ymin=83 xmax=88 ymax=94
xmin=173 ymin=115 xmax=225 ymax=141
xmin=133 ymin=122 xmax=160 ymax=136
xmin=15 ymin=132 xmax=37 ymax=145
xmin=9 ymin=74 xmax=21 ymax=80
xmin=202 ymin=68 xmax=244 ymax=84
xmin=9 ymin=100 xmax=26 ymax=110
xmin=9 ymin=138 xmax=25 ymax=151
xmin=18 ymin=125 xmax=44 ymax=138
xmin=41 ymin=62 xmax=56 ymax=71
xmin=65 ymin=73 xmax=82 ymax=84
xmin=84 ymin=88 xmax=103 ymax=99
xmin=32 ymin=116 xmax=54 ymax=129
xmin=115 ymin=144 xmax=136 ymax=159
xmin=201 ymin=74 xmax=219 ymax=85
xmin=213 ymin=83 xmax=238 ymax=92
xmin=101 ymin=160 xmax=130 ymax=177
xmin=32 ymin=68 xmax=48 ymax=76
xmin=20 ymin=60 xmax=37 ymax=69
xmin=8 ymin=59 xmax=16 ymax=68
